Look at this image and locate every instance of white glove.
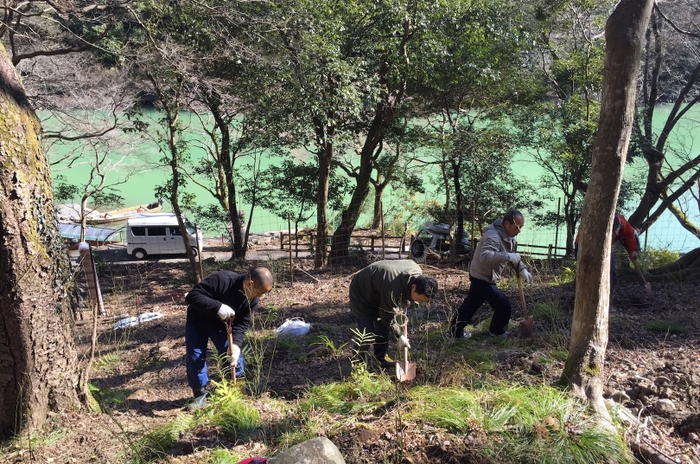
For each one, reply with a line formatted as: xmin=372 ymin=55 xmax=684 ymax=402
xmin=231 ymin=343 xmax=241 ymax=368
xmin=398 ymin=334 xmax=411 ymax=351
xmin=507 ymin=252 xmax=521 ymax=266
xmin=520 ymin=268 xmax=533 ymax=284
xmin=217 ymin=303 xmax=235 ymax=321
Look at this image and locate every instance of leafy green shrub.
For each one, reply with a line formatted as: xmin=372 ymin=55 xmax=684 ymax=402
xmin=206 ymin=380 xmax=261 ymax=438
xmin=94 ymin=353 xmax=121 ymax=371
xmin=311 ymin=335 xmax=348 ymax=358
xmin=559 ymin=264 xmax=576 ymax=283
xmin=637 ymin=247 xmax=680 ymax=269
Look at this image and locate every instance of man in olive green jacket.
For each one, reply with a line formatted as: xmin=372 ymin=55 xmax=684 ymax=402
xmin=349 ymin=259 xmax=438 ymax=369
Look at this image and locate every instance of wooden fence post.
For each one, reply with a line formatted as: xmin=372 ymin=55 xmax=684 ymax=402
xmin=554 ymin=198 xmax=561 ymax=256
xmin=380 ymin=200 xmax=385 ymax=260
xmin=287 ymin=213 xmax=293 ymax=286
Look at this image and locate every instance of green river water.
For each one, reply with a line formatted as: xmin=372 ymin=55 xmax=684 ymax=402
xmin=45 ymin=107 xmax=700 ymax=254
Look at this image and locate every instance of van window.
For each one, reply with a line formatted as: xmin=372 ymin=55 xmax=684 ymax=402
xmin=132 ymin=227 xmax=146 ymax=236
xmin=148 ymin=227 xmax=167 ymax=236
xmin=170 ymin=227 xmax=182 ymax=236
xmin=184 ymin=220 xmax=196 ymax=235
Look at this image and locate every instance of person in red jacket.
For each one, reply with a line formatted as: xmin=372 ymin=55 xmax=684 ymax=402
xmin=575 ymin=212 xmax=647 ymax=293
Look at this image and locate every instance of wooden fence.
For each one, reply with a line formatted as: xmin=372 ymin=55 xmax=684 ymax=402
xmin=278 ymin=231 xmax=568 ymax=262
xmin=279 ymin=232 xmax=408 ymax=258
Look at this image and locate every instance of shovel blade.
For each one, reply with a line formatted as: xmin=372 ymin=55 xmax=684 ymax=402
xmin=396 ymin=361 xmax=416 ymax=382
xmin=520 ymin=316 xmax=535 ymax=338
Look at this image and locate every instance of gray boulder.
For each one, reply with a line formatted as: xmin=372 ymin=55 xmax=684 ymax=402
xmin=269 ymin=437 xmax=345 ymax=464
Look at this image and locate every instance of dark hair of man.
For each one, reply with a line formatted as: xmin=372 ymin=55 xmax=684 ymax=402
xmin=414 ymin=275 xmax=438 ymax=298
xmin=503 ymin=209 xmax=523 ymax=225
xmin=249 ymin=267 xmax=274 ymax=289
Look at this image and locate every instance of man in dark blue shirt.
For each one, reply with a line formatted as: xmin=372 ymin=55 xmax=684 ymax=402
xmin=185 ymin=267 xmax=274 ymax=409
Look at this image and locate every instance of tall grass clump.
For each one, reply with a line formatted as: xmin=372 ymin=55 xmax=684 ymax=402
xmin=645 ymin=320 xmax=689 ymax=334
xmin=208 ymin=448 xmax=248 ymax=464
xmin=406 ymin=383 xmax=632 ymax=463
xmin=300 ymin=365 xmax=394 ymax=414
xmin=273 ymin=408 xmax=326 ymax=450
xmin=126 ymin=413 xmax=194 ymax=463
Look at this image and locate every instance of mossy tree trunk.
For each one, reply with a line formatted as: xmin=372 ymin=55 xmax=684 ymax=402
xmin=560 ymin=0 xmax=653 ymax=417
xmin=0 ymin=43 xmax=81 ymax=440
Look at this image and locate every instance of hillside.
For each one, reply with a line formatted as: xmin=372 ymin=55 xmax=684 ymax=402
xmin=2 ymin=253 xmax=698 ymax=463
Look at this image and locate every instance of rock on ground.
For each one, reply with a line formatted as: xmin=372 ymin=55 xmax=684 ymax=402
xmin=269 ymin=437 xmax=346 ymax=464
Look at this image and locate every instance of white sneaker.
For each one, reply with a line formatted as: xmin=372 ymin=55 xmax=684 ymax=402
xmin=488 ymin=330 xmax=510 ymax=338
xmin=186 ymin=392 xmax=208 ymax=411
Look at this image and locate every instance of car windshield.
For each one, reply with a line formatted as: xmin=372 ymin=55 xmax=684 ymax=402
xmin=184 ymin=220 xmax=196 ymax=235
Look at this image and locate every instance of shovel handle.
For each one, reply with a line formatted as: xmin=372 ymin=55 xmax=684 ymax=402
xmin=513 ymin=262 xmax=529 ymax=319
xmin=226 ymin=320 xmax=236 ymax=382
xmin=631 ymin=258 xmax=648 ymax=284
xmin=516 ymin=273 xmax=529 ymax=319
xmin=631 ymin=258 xmax=653 ymax=298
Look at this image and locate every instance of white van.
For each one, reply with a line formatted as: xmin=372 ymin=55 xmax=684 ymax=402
xmin=126 ymin=214 xmax=202 ymax=260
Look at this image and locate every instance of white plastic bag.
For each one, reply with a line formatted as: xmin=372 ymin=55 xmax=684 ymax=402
xmin=113 ymin=312 xmax=163 ymax=330
xmin=276 ymin=317 xmax=311 ymax=337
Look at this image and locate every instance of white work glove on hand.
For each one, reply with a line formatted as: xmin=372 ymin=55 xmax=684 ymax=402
xmin=520 ymin=268 xmax=533 ymax=284
xmin=217 ymin=303 xmax=235 ymax=321
xmin=231 ymin=343 xmax=241 ymax=368
xmin=507 ymin=252 xmax=521 ymax=266
xmin=398 ymin=335 xmax=411 ymax=351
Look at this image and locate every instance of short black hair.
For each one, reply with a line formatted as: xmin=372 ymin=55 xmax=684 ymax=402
xmin=503 ymin=209 xmax=523 ymax=224
xmin=249 ymin=267 xmax=274 ymax=289
xmin=414 ymin=275 xmax=438 ymax=298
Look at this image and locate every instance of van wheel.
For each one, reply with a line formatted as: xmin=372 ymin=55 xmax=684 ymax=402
xmin=132 ymin=249 xmax=147 ymax=260
xmin=190 ymin=247 xmax=198 ymax=257
xmin=410 ymin=239 xmax=426 ymax=258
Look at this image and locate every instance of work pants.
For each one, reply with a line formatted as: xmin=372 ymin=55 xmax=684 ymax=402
xmin=185 ymin=322 xmax=244 ymax=396
xmin=451 ymin=275 xmax=512 ymax=336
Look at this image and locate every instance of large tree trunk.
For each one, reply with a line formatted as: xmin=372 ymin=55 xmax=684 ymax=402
xmin=452 ymin=157 xmax=465 ymax=253
xmin=329 ymin=137 xmax=375 ymax=262
xmin=559 ymin=0 xmax=653 ymax=417
xmin=315 ymin=144 xmax=332 ymax=268
xmin=206 ymin=93 xmax=246 ymax=259
xmin=0 ymin=44 xmax=82 ymax=439
xmin=371 ymin=181 xmax=386 ymax=230
xmin=150 ymin=74 xmax=199 ymax=283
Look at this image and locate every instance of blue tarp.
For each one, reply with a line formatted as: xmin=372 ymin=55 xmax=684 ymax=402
xmin=59 ymin=223 xmax=120 ymax=243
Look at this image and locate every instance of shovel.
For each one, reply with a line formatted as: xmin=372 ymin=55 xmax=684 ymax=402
xmin=631 ymin=257 xmax=653 ymax=299
xmin=516 ymin=271 xmax=534 ymax=337
xmin=395 ymin=320 xmax=416 ymax=382
xmin=226 ymin=320 xmax=236 ymax=382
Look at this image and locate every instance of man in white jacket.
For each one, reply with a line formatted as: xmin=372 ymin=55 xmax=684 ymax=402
xmin=449 ymin=210 xmax=532 ymax=338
